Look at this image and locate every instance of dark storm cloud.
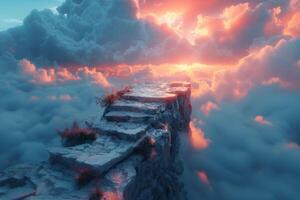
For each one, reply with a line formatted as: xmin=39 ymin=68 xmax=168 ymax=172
xmin=0 ymin=0 xmax=191 ymax=67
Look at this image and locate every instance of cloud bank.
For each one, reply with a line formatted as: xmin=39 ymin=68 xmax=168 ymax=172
xmin=1 ymin=0 xmax=300 ymax=200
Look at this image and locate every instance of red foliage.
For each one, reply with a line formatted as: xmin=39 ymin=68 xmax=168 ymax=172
xmin=58 ymin=122 xmax=97 ymax=147
xmin=97 ymin=86 xmax=131 ymax=107
xmin=89 ymin=188 xmax=103 ymax=200
xmin=75 ymin=168 xmax=95 ymax=187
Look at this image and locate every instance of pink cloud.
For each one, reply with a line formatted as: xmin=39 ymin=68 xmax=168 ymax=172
xmin=285 ymin=142 xmax=300 ymax=149
xmin=20 ymin=59 xmax=36 ymax=75
xmin=60 ymin=95 xmax=72 ymax=101
xmin=254 ymin=115 xmax=272 ymax=126
xmin=222 ymin=3 xmax=250 ymax=30
xmin=284 ymin=12 xmax=300 ymax=37
xmin=201 ymin=101 xmax=219 ymax=116
xmin=79 ymin=67 xmax=111 ymax=88
xmin=211 ymin=38 xmax=300 ymax=100
xmin=19 ymin=59 xmax=111 ymax=88
xmin=189 ymin=121 xmax=210 ymax=150
xmin=19 ymin=59 xmax=73 ymax=85
xmin=197 ymin=171 xmax=210 ymax=187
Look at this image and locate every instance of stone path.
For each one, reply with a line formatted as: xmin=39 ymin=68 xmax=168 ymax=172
xmin=0 ymin=82 xmax=191 ymax=200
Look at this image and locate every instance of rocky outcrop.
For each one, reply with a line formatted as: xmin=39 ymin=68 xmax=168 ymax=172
xmin=0 ymin=82 xmax=191 ymax=200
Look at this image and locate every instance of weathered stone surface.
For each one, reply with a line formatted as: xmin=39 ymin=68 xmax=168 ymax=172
xmin=109 ymin=100 xmax=165 ymax=114
xmin=104 ymin=111 xmax=154 ymax=123
xmin=100 ymin=155 xmax=143 ymax=200
xmin=96 ymin=120 xmax=149 ymax=141
xmin=49 ymin=135 xmax=141 ymax=174
xmin=0 ymin=82 xmax=191 ymax=200
xmin=0 ymin=165 xmax=36 ymax=200
xmin=122 ymin=83 xmax=178 ymax=102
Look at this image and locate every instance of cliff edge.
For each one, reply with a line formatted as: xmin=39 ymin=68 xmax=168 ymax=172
xmin=0 ymin=82 xmax=191 ymax=200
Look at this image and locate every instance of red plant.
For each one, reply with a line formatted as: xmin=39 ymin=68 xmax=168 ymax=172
xmin=97 ymin=86 xmax=131 ymax=107
xmin=89 ymin=188 xmax=103 ymax=200
xmin=148 ymin=137 xmax=156 ymax=146
xmin=75 ymin=168 xmax=95 ymax=187
xmin=58 ymin=122 xmax=97 ymax=147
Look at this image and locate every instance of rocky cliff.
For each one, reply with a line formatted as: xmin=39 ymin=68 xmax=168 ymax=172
xmin=0 ymin=82 xmax=191 ymax=200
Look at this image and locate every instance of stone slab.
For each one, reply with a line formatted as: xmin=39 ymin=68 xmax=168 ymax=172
xmin=49 ymin=136 xmax=140 ymax=174
xmin=104 ymin=111 xmax=154 ymax=123
xmin=109 ymin=100 xmax=165 ymax=114
xmin=96 ymin=120 xmax=149 ymax=141
xmin=122 ymin=83 xmax=177 ymax=102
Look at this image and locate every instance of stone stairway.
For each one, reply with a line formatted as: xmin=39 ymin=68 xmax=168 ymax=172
xmin=0 ymin=82 xmax=191 ymax=200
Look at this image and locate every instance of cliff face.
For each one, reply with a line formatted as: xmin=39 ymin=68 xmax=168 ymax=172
xmin=0 ymin=82 xmax=191 ymax=200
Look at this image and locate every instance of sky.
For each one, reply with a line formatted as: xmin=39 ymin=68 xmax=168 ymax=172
xmin=0 ymin=0 xmax=62 ymax=31
xmin=1 ymin=0 xmax=300 ymax=199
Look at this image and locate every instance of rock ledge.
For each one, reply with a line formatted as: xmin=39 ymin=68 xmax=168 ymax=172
xmin=0 ymin=82 xmax=191 ymax=200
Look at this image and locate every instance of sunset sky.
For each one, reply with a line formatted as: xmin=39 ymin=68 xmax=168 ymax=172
xmin=1 ymin=0 xmax=300 ymax=199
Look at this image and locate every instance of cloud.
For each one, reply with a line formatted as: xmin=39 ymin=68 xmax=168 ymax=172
xmin=137 ymin=0 xmax=296 ymax=64
xmin=1 ymin=18 xmax=22 ymax=24
xmin=189 ymin=121 xmax=210 ymax=150
xmin=0 ymin=54 xmax=109 ymax=169
xmin=19 ymin=59 xmax=111 ymax=87
xmin=201 ymin=101 xmax=220 ymax=116
xmin=182 ymin=86 xmax=300 ymax=200
xmin=211 ymin=37 xmax=300 ymax=100
xmin=254 ymin=115 xmax=272 ymax=126
xmin=192 ymin=1 xmax=292 ymax=64
xmin=1 ymin=0 xmax=296 ymax=68
xmin=284 ymin=12 xmax=300 ymax=37
xmin=1 ymin=1 xmax=300 ymax=199
xmin=0 ymin=0 xmax=191 ymax=67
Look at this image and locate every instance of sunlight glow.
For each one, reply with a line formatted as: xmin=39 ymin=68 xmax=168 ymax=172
xmin=189 ymin=121 xmax=209 ymax=150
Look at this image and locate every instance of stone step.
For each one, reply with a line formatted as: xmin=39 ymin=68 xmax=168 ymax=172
xmin=121 ymin=84 xmax=177 ymax=103
xmin=169 ymin=81 xmax=191 ymax=88
xmin=122 ymin=93 xmax=177 ymax=103
xmin=109 ymin=100 xmax=165 ymax=114
xmin=96 ymin=120 xmax=149 ymax=141
xmin=49 ymin=136 xmax=142 ymax=174
xmin=104 ymin=111 xmax=155 ymax=123
xmin=166 ymin=86 xmax=191 ymax=96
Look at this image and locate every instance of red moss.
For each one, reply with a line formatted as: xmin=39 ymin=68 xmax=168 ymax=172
xmin=97 ymin=86 xmax=131 ymax=107
xmin=58 ymin=122 xmax=97 ymax=147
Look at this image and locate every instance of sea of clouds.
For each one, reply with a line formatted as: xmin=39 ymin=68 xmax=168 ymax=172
xmin=1 ymin=0 xmax=300 ymax=199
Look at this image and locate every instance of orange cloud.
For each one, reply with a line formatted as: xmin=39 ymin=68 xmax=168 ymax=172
xmin=79 ymin=67 xmax=111 ymax=88
xmin=222 ymin=3 xmax=250 ymax=30
xmin=254 ymin=115 xmax=272 ymax=126
xmin=197 ymin=171 xmax=210 ymax=186
xmin=201 ymin=101 xmax=219 ymax=116
xmin=19 ymin=59 xmax=78 ymax=84
xmin=19 ymin=59 xmax=111 ymax=88
xmin=189 ymin=121 xmax=210 ymax=150
xmin=285 ymin=12 xmax=300 ymax=37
